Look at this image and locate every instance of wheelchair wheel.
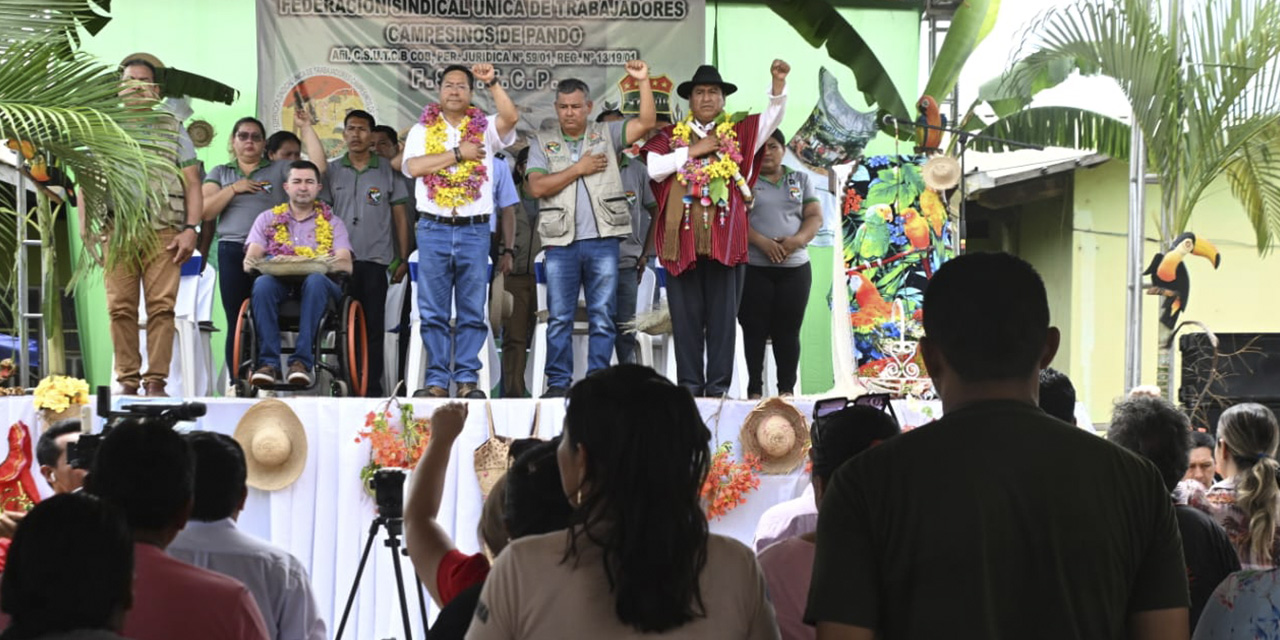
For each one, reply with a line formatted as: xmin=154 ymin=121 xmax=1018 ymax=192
xmin=230 ymin=298 xmax=254 ymax=383
xmin=233 ymin=380 xmax=253 ymax=398
xmin=331 ymin=379 xmax=349 ymax=397
xmin=338 ymin=298 xmax=369 ymax=397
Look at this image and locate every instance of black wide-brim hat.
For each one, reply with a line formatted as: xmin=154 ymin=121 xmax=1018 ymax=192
xmin=677 ymin=65 xmax=738 ymax=100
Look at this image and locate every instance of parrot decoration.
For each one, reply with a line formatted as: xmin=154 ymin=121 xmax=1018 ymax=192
xmin=901 ymin=208 xmax=930 ymax=251
xmin=1143 ymin=232 xmax=1221 ymax=329
xmin=919 ymin=189 xmax=947 ymax=236
xmin=852 ymin=206 xmax=893 ymax=279
xmin=914 ymin=95 xmax=946 ymax=155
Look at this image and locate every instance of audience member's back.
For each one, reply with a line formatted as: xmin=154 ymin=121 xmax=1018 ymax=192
xmin=0 ymin=493 xmax=133 ymax=640
xmin=806 ymin=252 xmax=1189 ymax=640
xmin=167 ymin=431 xmax=325 ymax=640
xmin=87 ymin=421 xmax=269 ymax=640
xmin=1108 ymin=395 xmax=1240 ymax=630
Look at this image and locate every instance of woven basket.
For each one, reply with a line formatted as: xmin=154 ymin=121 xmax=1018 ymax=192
xmin=474 ymin=403 xmax=540 ymax=501
xmin=253 ymin=255 xmax=334 ymax=277
xmin=623 ymin=303 xmax=673 ymax=336
xmin=38 ymin=404 xmax=82 ymax=427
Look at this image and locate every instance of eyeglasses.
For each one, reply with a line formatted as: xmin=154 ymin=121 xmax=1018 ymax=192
xmin=441 ymin=83 xmax=471 ymax=92
xmin=235 ymin=132 xmax=264 ymax=142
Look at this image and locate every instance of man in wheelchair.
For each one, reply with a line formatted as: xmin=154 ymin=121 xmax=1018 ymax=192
xmin=243 ymin=160 xmax=355 ymax=387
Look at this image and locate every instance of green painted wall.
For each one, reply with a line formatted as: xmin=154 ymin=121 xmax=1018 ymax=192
xmin=71 ymin=0 xmax=921 ymax=394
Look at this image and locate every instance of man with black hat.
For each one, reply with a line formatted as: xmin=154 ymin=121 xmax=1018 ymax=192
xmin=642 ymin=60 xmax=789 ymax=397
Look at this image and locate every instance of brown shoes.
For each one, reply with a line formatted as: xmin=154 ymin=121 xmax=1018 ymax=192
xmin=456 ymin=383 xmax=486 ymax=399
xmin=143 ymin=380 xmax=168 ymax=397
xmin=120 ymin=382 xmax=140 ymax=396
xmin=287 ymin=362 xmax=312 ymax=386
xmin=412 ymin=385 xmax=449 ymax=398
xmin=251 ymin=365 xmax=279 ymax=387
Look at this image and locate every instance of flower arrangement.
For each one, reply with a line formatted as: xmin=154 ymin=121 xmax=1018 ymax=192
xmin=671 ymin=114 xmax=744 ymax=209
xmin=420 ymin=104 xmax=488 ymax=208
xmin=266 ymin=202 xmax=335 ymax=258
xmin=33 ymin=375 xmax=89 ymax=414
xmin=354 ymin=399 xmax=431 ymax=488
xmin=699 ymin=441 xmax=761 ymax=520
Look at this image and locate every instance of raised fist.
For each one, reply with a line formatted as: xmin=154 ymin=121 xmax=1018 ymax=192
xmin=625 ymin=59 xmax=650 ymax=81
xmin=471 ymin=64 xmax=497 ymax=85
xmin=770 ymin=59 xmax=791 ymax=81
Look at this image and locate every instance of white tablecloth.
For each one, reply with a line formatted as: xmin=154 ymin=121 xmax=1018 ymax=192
xmin=0 ymin=395 xmax=938 ymax=638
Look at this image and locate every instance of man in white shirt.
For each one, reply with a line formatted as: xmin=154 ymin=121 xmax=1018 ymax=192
xmin=402 ymin=63 xmax=519 ymax=399
xmin=168 ymin=431 xmax=325 ymax=640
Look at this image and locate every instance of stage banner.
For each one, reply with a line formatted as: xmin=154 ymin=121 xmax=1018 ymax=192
xmin=256 ymin=0 xmax=705 ymax=155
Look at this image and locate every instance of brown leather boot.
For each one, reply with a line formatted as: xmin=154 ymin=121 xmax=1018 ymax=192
xmin=120 ymin=382 xmax=140 ymax=396
xmin=143 ymin=380 xmax=168 ymax=397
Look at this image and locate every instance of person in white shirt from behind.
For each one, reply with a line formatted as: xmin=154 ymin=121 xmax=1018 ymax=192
xmin=167 ymin=431 xmax=325 ymax=640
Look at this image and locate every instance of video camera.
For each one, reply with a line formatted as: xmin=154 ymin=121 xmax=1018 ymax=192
xmin=66 ymin=386 xmax=207 ymax=470
xmin=368 ymin=468 xmax=406 ymax=520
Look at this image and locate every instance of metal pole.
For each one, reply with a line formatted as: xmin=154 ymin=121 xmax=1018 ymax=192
xmin=15 ymin=172 xmax=29 ymax=388
xmin=1124 ymin=122 xmax=1146 ymax=393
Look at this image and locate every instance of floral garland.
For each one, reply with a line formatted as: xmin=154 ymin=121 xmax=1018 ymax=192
xmin=33 ymin=375 xmax=89 ymax=413
xmin=421 ymin=103 xmax=488 ymax=208
xmin=355 ymin=399 xmax=432 ymax=490
xmin=266 ymin=202 xmax=334 ymax=258
xmin=699 ymin=441 xmax=761 ymax=520
xmin=670 ymin=114 xmax=745 ymax=228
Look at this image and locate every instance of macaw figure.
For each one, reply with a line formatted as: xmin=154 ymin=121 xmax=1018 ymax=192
xmin=852 ymin=207 xmax=892 ymax=277
xmin=851 ymin=272 xmax=894 ymax=330
xmin=914 ymin=95 xmax=946 ymax=155
xmin=1144 ymin=232 xmax=1221 ymax=329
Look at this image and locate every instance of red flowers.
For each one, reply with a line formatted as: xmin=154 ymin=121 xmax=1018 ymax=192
xmin=700 ymin=442 xmax=762 ymax=520
xmin=355 ymin=402 xmax=432 ymax=487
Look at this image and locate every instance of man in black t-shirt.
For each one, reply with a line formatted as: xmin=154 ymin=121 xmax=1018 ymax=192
xmin=1109 ymin=395 xmax=1240 ymax=630
xmin=806 ymin=252 xmax=1190 ymax=640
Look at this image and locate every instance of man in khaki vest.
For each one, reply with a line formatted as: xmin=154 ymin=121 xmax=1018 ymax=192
xmin=524 ymin=61 xmax=656 ymax=397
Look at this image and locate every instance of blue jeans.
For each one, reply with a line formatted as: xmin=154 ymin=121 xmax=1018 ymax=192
xmin=416 ymin=218 xmax=489 ymax=387
xmin=613 ymin=265 xmax=641 ymax=364
xmin=251 ymin=273 xmax=341 ymax=370
xmin=544 ymin=237 xmax=619 ymax=389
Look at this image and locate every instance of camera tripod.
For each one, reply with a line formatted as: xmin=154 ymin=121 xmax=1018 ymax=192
xmin=334 ymin=515 xmax=428 ymax=640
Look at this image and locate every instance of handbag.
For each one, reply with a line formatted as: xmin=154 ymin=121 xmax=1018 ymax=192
xmin=473 ymin=402 xmax=540 ymax=501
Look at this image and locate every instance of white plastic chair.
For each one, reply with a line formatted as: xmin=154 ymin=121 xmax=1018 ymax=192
xmin=405 ymin=251 xmax=497 ymax=396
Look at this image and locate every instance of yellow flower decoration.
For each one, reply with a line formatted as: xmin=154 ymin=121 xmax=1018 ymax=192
xmin=268 ymin=203 xmax=335 ymax=257
xmin=33 ymin=375 xmax=90 ymax=413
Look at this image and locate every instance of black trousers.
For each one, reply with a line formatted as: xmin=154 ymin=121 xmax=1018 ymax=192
xmin=350 ymin=261 xmax=388 ymax=397
xmin=738 ymin=263 xmax=811 ymax=396
xmin=666 ymin=258 xmax=745 ymax=397
xmin=217 ymin=240 xmax=252 ymax=381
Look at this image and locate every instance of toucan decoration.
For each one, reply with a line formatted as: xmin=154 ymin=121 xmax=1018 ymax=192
xmin=1144 ymin=232 xmax=1221 ymax=329
xmin=914 ymin=95 xmax=946 ymax=155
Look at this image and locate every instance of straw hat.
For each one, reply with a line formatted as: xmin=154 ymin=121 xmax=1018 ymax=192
xmin=233 ymin=399 xmax=307 ymax=491
xmin=120 ymin=52 xmax=165 ymax=70
xmin=921 ymin=155 xmax=961 ymax=191
xmin=489 ymin=272 xmax=514 ymax=335
xmin=740 ymin=398 xmax=809 ymax=475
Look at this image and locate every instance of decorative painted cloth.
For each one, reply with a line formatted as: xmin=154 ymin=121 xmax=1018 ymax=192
xmin=1186 ymin=476 xmax=1280 ymax=569
xmin=1194 ymin=569 xmax=1280 ymax=639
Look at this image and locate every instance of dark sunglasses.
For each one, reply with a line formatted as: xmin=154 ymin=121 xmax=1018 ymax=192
xmin=813 ymin=393 xmax=896 ymax=421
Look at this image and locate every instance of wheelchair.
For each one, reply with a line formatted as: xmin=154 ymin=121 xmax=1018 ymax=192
xmin=230 ymin=271 xmax=368 ymax=397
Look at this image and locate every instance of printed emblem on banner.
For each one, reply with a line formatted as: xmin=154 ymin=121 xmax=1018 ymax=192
xmin=271 ymin=66 xmax=375 ymax=159
xmin=259 ymin=181 xmax=273 ymax=194
xmin=546 ymin=141 xmax=562 ymax=154
xmin=588 ymin=130 xmax=602 ymax=144
xmin=624 ymin=190 xmax=637 ymax=206
xmin=367 ymin=187 xmax=382 ymax=205
xmin=789 ymin=185 xmax=801 ymax=202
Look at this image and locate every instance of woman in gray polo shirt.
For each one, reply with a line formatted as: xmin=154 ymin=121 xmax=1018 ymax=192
xmin=739 ymin=130 xmax=822 ymax=398
xmin=199 ymin=113 xmax=325 ymax=382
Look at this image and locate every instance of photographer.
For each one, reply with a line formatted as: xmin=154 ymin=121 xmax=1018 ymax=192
xmin=86 ymin=420 xmax=269 ymax=640
xmin=168 ymin=432 xmax=324 ymax=640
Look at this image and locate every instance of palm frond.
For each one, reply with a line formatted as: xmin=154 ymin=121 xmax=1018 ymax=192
xmin=0 ymin=36 xmax=180 ymax=275
xmin=1205 ymin=121 xmax=1280 ymax=255
xmin=969 ymin=106 xmax=1130 ymax=160
xmin=922 ymin=0 xmax=1002 ymax=103
xmin=0 ymin=0 xmax=112 ymax=51
xmin=765 ymin=0 xmax=909 ymax=121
